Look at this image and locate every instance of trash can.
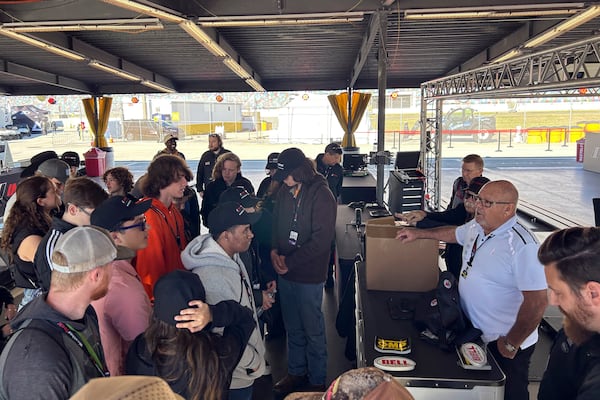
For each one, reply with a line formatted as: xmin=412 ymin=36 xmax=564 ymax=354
xmin=99 ymin=147 xmax=114 ymax=170
xmin=576 ymin=138 xmax=585 ymax=163
xmin=84 ymin=148 xmax=106 ymax=177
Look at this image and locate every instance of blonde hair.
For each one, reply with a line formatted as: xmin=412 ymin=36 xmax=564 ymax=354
xmin=212 ymin=153 xmax=241 ymax=180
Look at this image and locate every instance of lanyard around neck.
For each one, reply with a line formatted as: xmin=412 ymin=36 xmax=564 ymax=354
xmin=57 ymin=321 xmax=109 ymax=377
xmin=461 ymin=234 xmax=493 ymax=279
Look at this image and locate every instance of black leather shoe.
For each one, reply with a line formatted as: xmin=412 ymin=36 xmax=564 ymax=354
xmin=273 ymin=374 xmax=308 ymax=396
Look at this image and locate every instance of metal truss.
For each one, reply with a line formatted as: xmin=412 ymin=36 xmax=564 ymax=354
xmin=419 ymin=95 xmax=443 ymax=211
xmin=419 ymin=35 xmax=600 ymax=209
xmin=423 ymin=35 xmax=600 ymax=100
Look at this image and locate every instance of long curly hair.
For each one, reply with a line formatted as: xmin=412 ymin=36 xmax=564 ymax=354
xmin=212 ymin=152 xmax=241 ymax=181
xmin=103 ymin=166 xmax=134 ymax=193
xmin=1 ymin=176 xmax=55 ymax=253
xmin=144 ymin=317 xmax=229 ymax=400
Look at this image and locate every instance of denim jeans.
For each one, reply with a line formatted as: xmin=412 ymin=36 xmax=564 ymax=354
xmin=18 ymin=288 xmax=41 ymax=311
xmin=278 ymin=276 xmax=327 ymax=385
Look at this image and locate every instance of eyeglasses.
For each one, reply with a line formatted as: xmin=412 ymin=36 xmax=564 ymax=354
xmin=118 ymin=218 xmax=147 ymax=232
xmin=473 ymin=195 xmax=514 ymax=208
xmin=76 ymin=205 xmax=93 ymax=216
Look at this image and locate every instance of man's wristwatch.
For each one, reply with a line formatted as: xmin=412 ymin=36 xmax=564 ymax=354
xmin=503 ymin=338 xmax=518 ymax=353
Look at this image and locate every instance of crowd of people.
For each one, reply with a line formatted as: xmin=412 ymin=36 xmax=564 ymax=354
xmin=0 ymin=137 xmax=598 ymax=400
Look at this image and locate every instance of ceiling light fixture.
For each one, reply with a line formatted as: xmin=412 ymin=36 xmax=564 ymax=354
xmin=404 ymin=3 xmax=583 ymax=20
xmin=523 ymin=5 xmax=600 ymax=48
xmin=490 ymin=49 xmax=522 ymax=64
xmin=246 ymin=78 xmax=266 ymax=92
xmin=89 ymin=61 xmax=141 ymax=81
xmin=101 ymin=0 xmax=186 ymax=24
xmin=2 ymin=18 xmax=163 ymax=32
xmin=141 ymin=80 xmax=176 ymax=93
xmin=405 ymin=9 xmax=579 ymax=19
xmin=179 ymin=21 xmax=228 ymax=57
xmin=0 ymin=29 xmax=86 ymax=61
xmin=223 ymin=57 xmax=251 ymax=79
xmin=197 ymin=12 xmax=364 ymax=27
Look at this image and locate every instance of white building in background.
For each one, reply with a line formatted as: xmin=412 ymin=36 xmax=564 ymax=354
xmin=272 ymin=94 xmax=372 ymax=145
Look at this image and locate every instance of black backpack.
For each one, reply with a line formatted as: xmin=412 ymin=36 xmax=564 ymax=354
xmin=414 ymin=271 xmax=479 ymax=351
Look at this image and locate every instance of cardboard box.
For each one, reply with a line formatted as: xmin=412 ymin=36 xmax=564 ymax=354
xmin=365 ymin=217 xmax=439 ymax=292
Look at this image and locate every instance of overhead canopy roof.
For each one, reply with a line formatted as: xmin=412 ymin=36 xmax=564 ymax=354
xmin=1 ymin=0 xmax=600 ymax=96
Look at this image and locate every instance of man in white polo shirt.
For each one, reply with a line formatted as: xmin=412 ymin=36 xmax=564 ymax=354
xmin=396 ymin=180 xmax=547 ymax=400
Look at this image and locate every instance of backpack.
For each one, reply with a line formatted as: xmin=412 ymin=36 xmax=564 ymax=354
xmin=0 ymin=319 xmax=86 ymax=399
xmin=414 ymin=271 xmax=479 ymax=351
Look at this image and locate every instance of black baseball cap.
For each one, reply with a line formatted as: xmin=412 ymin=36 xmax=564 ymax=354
xmin=154 ymin=270 xmax=206 ymax=326
xmin=61 ymin=151 xmax=80 ymax=168
xmin=467 ymin=176 xmax=490 ymax=194
xmin=20 ymin=150 xmax=58 ymax=179
xmin=207 ymin=201 xmax=260 ymax=235
xmin=325 ymin=143 xmax=343 ymax=155
xmin=91 ymin=195 xmax=152 ymax=232
xmin=219 ymin=186 xmax=260 ymax=208
xmin=273 ymin=147 xmax=306 ymax=182
xmin=265 ymin=152 xmax=279 ymax=170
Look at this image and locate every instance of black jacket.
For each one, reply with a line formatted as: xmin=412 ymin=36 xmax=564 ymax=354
xmin=33 ymin=217 xmax=77 ymax=292
xmin=315 ymin=153 xmax=344 ymax=199
xmin=0 ymin=295 xmax=105 ymax=400
xmin=416 ymin=204 xmax=470 ymax=280
xmin=125 ymin=301 xmax=254 ymax=400
xmin=200 ymin=175 xmax=254 ymax=227
xmin=272 ymin=174 xmax=336 ymax=284
xmin=196 ymin=147 xmax=230 ymax=192
xmin=539 ymin=329 xmax=600 ymax=400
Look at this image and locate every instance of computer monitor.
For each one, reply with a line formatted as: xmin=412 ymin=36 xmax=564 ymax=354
xmin=394 ymin=151 xmax=421 ymax=170
xmin=343 ymin=153 xmax=366 ymax=171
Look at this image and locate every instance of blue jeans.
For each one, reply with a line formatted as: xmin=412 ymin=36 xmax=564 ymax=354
xmin=228 ymin=386 xmax=252 ymax=400
xmin=278 ymin=276 xmax=327 ymax=385
xmin=18 ymin=288 xmax=41 ymax=311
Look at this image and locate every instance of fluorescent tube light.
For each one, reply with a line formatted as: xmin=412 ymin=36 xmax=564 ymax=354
xmin=89 ymin=61 xmax=141 ymax=81
xmin=101 ymin=0 xmax=186 ymax=24
xmin=404 ymin=4 xmax=583 ymax=20
xmin=198 ymin=12 xmax=364 ymax=26
xmin=0 ymin=29 xmax=86 ymax=61
xmin=223 ymin=57 xmax=251 ymax=79
xmin=141 ymin=80 xmax=176 ymax=93
xmin=2 ymin=18 xmax=163 ymax=32
xmin=179 ymin=21 xmax=228 ymax=57
xmin=490 ymin=49 xmax=521 ymax=64
xmin=198 ymin=17 xmax=363 ymax=27
xmin=246 ymin=78 xmax=266 ymax=92
xmin=524 ymin=6 xmax=600 ymax=48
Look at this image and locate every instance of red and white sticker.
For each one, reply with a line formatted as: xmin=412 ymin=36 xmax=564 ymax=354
xmin=374 ymin=356 xmax=416 ymax=372
xmin=460 ymin=342 xmax=487 ymax=367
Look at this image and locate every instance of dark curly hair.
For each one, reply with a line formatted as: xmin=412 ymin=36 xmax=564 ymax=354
xmin=103 ymin=167 xmax=134 ymax=194
xmin=1 ymin=176 xmax=55 ymax=254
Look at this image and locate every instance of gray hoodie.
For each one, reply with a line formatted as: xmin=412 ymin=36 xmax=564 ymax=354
xmin=181 ymin=233 xmax=265 ymax=389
